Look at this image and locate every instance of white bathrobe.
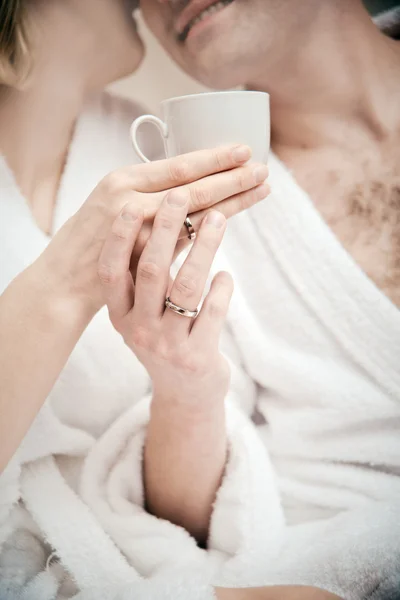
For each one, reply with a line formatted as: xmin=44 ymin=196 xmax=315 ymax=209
xmin=0 ymin=85 xmax=400 ymax=599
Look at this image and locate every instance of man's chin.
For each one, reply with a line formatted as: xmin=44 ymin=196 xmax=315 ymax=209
xmin=192 ymin=68 xmax=244 ymax=90
xmin=183 ymin=50 xmax=247 ymax=90
xmin=176 ymin=20 xmax=254 ymax=87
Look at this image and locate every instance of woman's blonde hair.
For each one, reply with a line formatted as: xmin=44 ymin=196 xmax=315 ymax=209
xmin=0 ymin=0 xmax=31 ymax=87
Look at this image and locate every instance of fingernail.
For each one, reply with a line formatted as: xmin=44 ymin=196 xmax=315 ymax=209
xmin=121 ymin=209 xmax=138 ymax=221
xmin=206 ymin=211 xmax=225 ymax=228
xmin=167 ymin=190 xmax=187 ymax=206
xmin=256 ymin=183 xmax=270 ymax=199
xmin=253 ymin=165 xmax=269 ymax=184
xmin=232 ymin=145 xmax=251 ymax=163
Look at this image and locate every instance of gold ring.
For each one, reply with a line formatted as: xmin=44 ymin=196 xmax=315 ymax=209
xmin=165 ymin=296 xmax=199 ymax=318
xmin=184 ymin=217 xmax=196 ymax=241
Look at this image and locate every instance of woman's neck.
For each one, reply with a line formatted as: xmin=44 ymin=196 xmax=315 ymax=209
xmin=0 ymin=81 xmax=83 ymax=231
xmin=0 ymin=73 xmax=86 ymax=233
xmin=0 ymin=1 xmax=110 ymax=234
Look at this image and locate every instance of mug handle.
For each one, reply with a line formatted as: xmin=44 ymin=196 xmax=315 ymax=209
xmin=130 ymin=115 xmax=169 ymax=163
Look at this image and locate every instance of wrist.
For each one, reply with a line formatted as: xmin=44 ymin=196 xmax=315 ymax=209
xmin=151 ymin=386 xmax=226 ymax=429
xmin=151 ymin=361 xmax=230 ymax=410
xmin=36 ymin=213 xmax=105 ymax=321
xmin=24 ymin=258 xmax=95 ymax=331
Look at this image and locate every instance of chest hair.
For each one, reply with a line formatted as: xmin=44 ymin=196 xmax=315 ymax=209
xmin=283 ymin=146 xmax=400 ymax=307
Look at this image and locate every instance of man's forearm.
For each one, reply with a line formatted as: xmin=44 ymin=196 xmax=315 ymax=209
xmin=215 ymin=586 xmax=344 ymax=600
xmin=0 ymin=263 xmax=91 ymax=472
xmin=144 ymin=394 xmax=227 ymax=545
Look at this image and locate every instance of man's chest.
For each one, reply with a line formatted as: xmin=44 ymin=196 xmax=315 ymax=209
xmin=281 ymin=146 xmax=400 ymax=307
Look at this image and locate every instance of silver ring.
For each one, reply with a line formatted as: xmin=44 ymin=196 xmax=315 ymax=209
xmin=165 ymin=296 xmax=199 ymax=318
xmin=184 ymin=217 xmax=196 ymax=241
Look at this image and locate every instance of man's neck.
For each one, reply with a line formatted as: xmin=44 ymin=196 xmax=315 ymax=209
xmin=248 ymin=2 xmax=400 ymax=154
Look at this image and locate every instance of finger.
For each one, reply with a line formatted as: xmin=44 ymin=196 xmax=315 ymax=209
xmin=132 ymin=180 xmax=271 ymax=276
xmin=163 ymin=210 xmax=226 ymax=338
xmin=127 ymin=145 xmax=252 ymax=192
xmin=130 ymin=178 xmax=269 ymax=264
xmin=98 ymin=203 xmax=144 ymax=321
xmin=190 ymin=272 xmax=234 ymax=345
xmin=176 ymin=180 xmax=270 ymax=244
xmin=186 ymin=181 xmax=270 ymax=239
xmin=134 ymin=188 xmax=189 ymax=324
xmin=149 ymin=163 xmax=268 ymax=218
xmin=185 ymin=163 xmax=268 ymax=214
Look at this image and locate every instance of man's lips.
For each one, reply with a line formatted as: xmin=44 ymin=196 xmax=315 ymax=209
xmin=175 ymin=0 xmax=231 ymax=41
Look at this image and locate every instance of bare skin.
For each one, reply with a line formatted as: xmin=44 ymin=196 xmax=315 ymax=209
xmin=0 ymin=0 xmax=144 ymax=233
xmin=138 ymin=0 xmax=400 ymax=545
xmin=99 ymin=196 xmax=230 ymax=545
xmin=215 ymin=585 xmax=343 ymax=600
xmin=100 ymin=201 xmax=345 ymax=600
xmin=268 ymin=6 xmax=400 ymax=305
xmin=144 ymin=0 xmax=400 ymax=305
xmin=276 ymin=140 xmax=400 ymax=305
xmin=0 ymin=0 xmax=267 ymax=472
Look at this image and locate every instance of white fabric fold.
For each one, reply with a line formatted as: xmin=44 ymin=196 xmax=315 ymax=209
xmin=256 ymin=502 xmax=400 ymax=600
xmin=1 ymin=78 xmax=400 ymax=599
xmin=79 ymin=396 xmax=284 ymax=580
xmin=0 ymin=404 xmax=93 ymax=551
xmin=71 ymin=571 xmax=217 ymax=600
xmin=21 ymin=457 xmax=139 ymax=592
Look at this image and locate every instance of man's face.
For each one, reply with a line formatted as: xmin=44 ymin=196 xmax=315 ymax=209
xmin=141 ymin=0 xmax=320 ymax=89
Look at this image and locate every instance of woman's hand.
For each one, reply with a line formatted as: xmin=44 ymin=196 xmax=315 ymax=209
xmin=39 ymin=145 xmax=268 ymax=320
xmin=99 ymin=188 xmax=232 ymax=405
xmin=0 ymin=145 xmax=267 ymax=475
xmin=98 ymin=190 xmax=234 ymax=542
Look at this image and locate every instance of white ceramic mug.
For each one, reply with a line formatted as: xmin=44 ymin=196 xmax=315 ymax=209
xmin=130 ymin=90 xmax=270 ymax=164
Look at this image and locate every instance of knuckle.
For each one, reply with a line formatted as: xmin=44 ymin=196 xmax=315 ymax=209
xmin=101 ymin=171 xmax=127 ymax=196
xmin=168 ymin=159 xmax=190 ymax=183
xmin=232 ymin=190 xmax=252 ymax=215
xmin=213 ymin=149 xmax=225 ymax=171
xmin=130 ymin=326 xmax=151 ymax=350
xmin=173 ymin=273 xmax=198 ymax=298
xmin=153 ymin=337 xmax=170 ymax=361
xmin=239 ymin=190 xmax=252 ymax=211
xmin=137 ymin=261 xmax=161 ymax=282
xmin=243 ymin=188 xmax=259 ymax=210
xmin=111 ymin=223 xmax=129 ymax=242
xmin=206 ymin=300 xmax=226 ymax=320
xmin=154 ymin=216 xmax=174 ymax=231
xmin=235 ymin=170 xmax=248 ymax=193
xmin=191 ymin=185 xmax=211 ymax=210
xmin=97 ymin=263 xmax=119 ymax=287
xmin=129 ymin=164 xmax=148 ymax=186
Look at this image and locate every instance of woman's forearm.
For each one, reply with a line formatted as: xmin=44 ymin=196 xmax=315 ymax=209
xmin=144 ymin=394 xmax=227 ymax=545
xmin=0 ymin=262 xmax=91 ymax=472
